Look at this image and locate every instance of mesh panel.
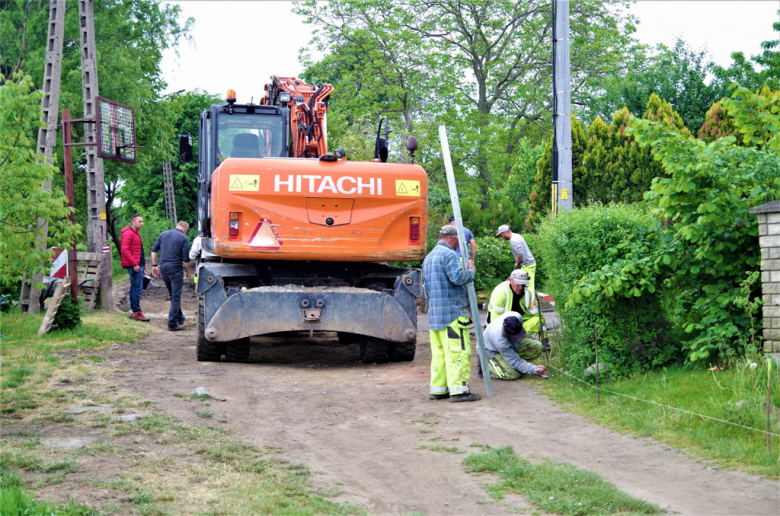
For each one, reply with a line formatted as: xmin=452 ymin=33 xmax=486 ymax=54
xmin=97 ymin=98 xmax=136 ymax=163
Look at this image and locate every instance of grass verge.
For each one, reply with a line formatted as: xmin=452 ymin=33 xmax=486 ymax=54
xmin=1 ymin=309 xmax=361 ymax=515
xmin=464 ymin=445 xmax=661 ymax=515
xmin=538 ymin=357 xmax=780 ymax=479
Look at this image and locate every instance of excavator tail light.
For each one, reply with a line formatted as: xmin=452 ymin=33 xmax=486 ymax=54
xmin=226 ymin=89 xmax=236 ymax=105
xmin=409 ymin=217 xmax=420 ymax=244
xmin=229 ymin=212 xmax=241 ymax=239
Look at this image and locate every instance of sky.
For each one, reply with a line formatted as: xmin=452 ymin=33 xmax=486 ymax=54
xmin=160 ymin=1 xmax=780 ymax=99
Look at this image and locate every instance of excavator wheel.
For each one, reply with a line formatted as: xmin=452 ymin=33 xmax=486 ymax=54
xmin=389 ymin=340 xmax=416 ymax=362
xmin=197 ymin=294 xmax=225 ymax=362
xmin=359 ymin=337 xmax=390 ymax=363
xmin=225 ymin=338 xmax=251 ymax=363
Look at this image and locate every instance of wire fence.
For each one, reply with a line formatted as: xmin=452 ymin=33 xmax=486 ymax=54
xmin=544 ymin=363 xmax=780 ymax=439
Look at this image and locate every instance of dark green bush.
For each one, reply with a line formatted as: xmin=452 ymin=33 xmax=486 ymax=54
xmin=53 ymin=295 xmax=82 ymax=331
xmin=473 ymin=236 xmax=514 ymax=292
xmin=536 ymin=204 xmax=681 ymax=377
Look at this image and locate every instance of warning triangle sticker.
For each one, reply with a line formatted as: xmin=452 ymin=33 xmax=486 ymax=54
xmin=231 ymin=177 xmax=243 ymax=189
xmin=397 ymin=183 xmax=408 ymax=194
xmin=248 ymin=219 xmax=282 ymax=250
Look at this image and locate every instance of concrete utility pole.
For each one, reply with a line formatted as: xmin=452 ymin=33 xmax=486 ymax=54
xmin=20 ymin=0 xmax=65 ymax=314
xmin=78 ymin=0 xmax=113 ymax=309
xmin=162 ymin=161 xmax=177 ymax=223
xmin=552 ymin=0 xmax=573 ymax=213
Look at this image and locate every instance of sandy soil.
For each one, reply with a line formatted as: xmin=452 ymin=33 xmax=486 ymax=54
xmin=108 ymin=281 xmax=780 ymax=515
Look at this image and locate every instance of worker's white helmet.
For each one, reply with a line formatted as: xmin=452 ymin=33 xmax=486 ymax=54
xmin=509 ymin=269 xmax=529 ymax=285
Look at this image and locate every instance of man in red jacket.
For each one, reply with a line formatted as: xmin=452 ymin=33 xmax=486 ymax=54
xmin=121 ymin=214 xmax=150 ymax=322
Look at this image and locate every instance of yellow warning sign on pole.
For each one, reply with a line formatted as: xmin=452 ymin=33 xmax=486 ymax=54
xmin=395 ymin=180 xmax=421 ymax=197
xmin=229 ymin=175 xmax=260 ymax=191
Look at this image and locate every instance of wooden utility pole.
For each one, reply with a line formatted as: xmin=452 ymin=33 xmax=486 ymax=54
xmin=78 ymin=0 xmax=113 ymax=309
xmin=20 ymin=0 xmax=65 ymax=314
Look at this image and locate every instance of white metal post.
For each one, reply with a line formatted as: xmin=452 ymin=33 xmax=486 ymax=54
xmin=439 ymin=125 xmax=494 ymax=398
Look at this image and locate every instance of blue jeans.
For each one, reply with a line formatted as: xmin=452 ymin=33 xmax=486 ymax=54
xmin=160 ymin=264 xmax=185 ymax=328
xmin=126 ymin=266 xmax=144 ymax=312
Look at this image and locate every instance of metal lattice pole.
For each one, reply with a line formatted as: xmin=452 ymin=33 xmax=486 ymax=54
xmin=162 ymin=162 xmax=177 ymax=222
xmin=79 ymin=0 xmax=113 ymax=309
xmin=20 ymin=0 xmax=66 ymax=314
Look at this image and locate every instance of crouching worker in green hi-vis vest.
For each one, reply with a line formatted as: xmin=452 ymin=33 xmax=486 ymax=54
xmin=481 ymin=312 xmax=547 ymax=380
xmin=487 ymin=269 xmax=548 ymax=343
xmin=422 ymin=224 xmax=481 ymax=402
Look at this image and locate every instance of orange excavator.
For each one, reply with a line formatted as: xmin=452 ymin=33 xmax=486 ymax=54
xmin=179 ymin=76 xmax=428 ymax=364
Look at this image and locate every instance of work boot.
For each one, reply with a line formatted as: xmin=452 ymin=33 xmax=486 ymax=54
xmin=450 ymin=392 xmax=481 ymax=403
xmin=429 ymin=393 xmax=450 ymax=400
xmin=168 ymin=325 xmax=185 ymax=332
xmin=131 ymin=311 xmax=150 ymax=322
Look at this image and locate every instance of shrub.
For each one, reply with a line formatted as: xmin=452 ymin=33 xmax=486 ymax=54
xmin=53 ymin=295 xmax=82 ymax=331
xmin=536 ymin=204 xmax=680 ymax=377
xmin=473 ymin=236 xmax=513 ymax=293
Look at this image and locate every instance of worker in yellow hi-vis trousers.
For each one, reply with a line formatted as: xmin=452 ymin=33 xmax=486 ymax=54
xmin=422 ymin=224 xmax=481 ymax=403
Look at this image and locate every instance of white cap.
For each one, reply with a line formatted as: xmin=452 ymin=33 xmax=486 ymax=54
xmin=496 ymin=224 xmax=510 ymax=236
xmin=509 ymin=269 xmax=529 ymax=285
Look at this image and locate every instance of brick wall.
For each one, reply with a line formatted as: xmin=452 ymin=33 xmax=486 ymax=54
xmin=752 ymin=201 xmax=780 ymax=357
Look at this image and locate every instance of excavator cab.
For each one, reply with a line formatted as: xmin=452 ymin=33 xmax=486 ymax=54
xmin=189 ymin=94 xmax=290 ymax=237
xmin=217 ymin=112 xmax=286 ymax=161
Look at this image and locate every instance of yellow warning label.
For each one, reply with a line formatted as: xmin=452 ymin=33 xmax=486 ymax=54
xmin=229 ymin=175 xmax=260 ymax=191
xmin=395 ymin=180 xmax=421 ymax=197
xmin=561 ymin=188 xmax=569 ymax=200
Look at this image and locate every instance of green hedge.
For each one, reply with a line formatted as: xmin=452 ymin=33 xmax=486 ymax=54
xmin=535 ymin=204 xmax=681 ymax=377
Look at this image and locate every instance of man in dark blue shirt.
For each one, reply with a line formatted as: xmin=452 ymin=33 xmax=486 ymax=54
xmin=151 ymin=221 xmax=192 ymax=331
xmin=449 ymin=216 xmax=477 ymax=262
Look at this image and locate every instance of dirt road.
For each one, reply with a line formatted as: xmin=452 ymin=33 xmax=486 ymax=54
xmin=111 ymin=282 xmax=779 ymax=515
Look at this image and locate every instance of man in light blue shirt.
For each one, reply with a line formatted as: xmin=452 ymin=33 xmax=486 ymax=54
xmin=482 ymin=311 xmax=546 ymax=380
xmin=496 ymin=224 xmax=536 ymax=293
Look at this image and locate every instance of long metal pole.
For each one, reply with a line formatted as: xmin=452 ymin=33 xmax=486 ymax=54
xmin=768 ymin=360 xmax=772 ymax=456
xmin=62 ymin=110 xmax=79 ymax=300
xmin=439 ymin=125 xmax=494 ymax=398
xmin=595 ymin=325 xmax=600 ymax=405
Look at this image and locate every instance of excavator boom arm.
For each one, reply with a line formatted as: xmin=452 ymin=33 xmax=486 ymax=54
xmin=262 ymin=76 xmax=333 ymax=158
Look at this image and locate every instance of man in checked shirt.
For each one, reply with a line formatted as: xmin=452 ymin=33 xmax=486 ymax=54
xmin=422 ymin=224 xmax=480 ymax=402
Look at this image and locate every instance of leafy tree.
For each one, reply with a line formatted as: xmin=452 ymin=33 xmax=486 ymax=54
xmin=3 ymin=0 xmax=192 ymax=243
xmin=115 ymin=89 xmax=219 ymax=243
xmin=588 ymin=38 xmax=719 ymax=135
xmin=710 ymin=20 xmax=780 ymax=95
xmin=529 ymin=94 xmax=688 ymax=228
xmin=697 ymin=101 xmax=737 ymax=143
xmin=299 ymin=0 xmax=636 ymax=209
xmin=567 ymin=85 xmax=780 ymax=362
xmin=0 ymin=73 xmax=80 ymax=284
